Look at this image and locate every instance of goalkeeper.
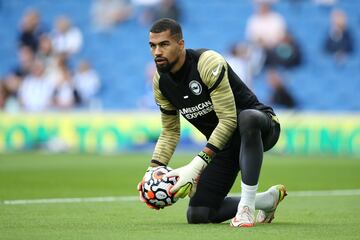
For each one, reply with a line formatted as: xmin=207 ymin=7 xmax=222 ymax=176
xmin=138 ymin=18 xmax=286 ymax=227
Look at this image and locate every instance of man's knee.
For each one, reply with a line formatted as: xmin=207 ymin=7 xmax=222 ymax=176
xmin=186 ymin=206 xmax=211 ymax=224
xmin=238 ymin=109 xmax=267 ymax=133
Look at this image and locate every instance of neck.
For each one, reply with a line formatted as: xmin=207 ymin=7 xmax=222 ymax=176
xmin=170 ymin=49 xmax=186 ymax=74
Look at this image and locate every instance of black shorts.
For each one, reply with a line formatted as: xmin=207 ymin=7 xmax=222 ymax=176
xmin=189 ymin=110 xmax=280 ymax=209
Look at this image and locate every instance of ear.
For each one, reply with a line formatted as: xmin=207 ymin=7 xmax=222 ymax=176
xmin=178 ymin=39 xmax=185 ymax=50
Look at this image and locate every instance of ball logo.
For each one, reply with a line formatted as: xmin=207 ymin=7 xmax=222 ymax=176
xmin=189 ymin=80 xmax=202 ymax=95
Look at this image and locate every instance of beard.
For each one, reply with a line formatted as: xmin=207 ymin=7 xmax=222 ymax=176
xmin=155 ymin=56 xmax=179 ymax=73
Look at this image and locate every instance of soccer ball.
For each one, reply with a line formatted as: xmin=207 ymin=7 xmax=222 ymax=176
xmin=141 ymin=166 xmax=178 ymax=208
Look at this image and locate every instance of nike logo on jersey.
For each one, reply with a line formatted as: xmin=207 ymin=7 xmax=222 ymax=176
xmin=212 ymin=64 xmax=221 ymax=76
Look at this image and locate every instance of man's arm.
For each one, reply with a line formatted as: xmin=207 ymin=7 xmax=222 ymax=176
xmin=151 ymin=72 xmax=180 ymax=166
xmin=151 ymin=111 xmax=180 ymax=166
xmin=198 ymin=50 xmax=238 ymax=154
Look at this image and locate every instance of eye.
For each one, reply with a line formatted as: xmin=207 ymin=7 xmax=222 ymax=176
xmin=160 ymin=42 xmax=169 ymax=47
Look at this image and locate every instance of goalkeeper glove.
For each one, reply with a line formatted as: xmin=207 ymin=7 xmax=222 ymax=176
xmin=165 ymin=151 xmax=211 ymax=198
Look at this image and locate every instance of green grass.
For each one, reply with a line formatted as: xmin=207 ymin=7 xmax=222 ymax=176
xmin=1 ymin=152 xmax=360 ymax=240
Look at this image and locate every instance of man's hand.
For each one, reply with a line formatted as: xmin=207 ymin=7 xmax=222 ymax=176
xmin=165 ymin=151 xmax=211 ymax=198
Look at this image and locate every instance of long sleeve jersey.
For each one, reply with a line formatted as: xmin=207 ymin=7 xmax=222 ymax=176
xmin=152 ymin=49 xmax=274 ymax=165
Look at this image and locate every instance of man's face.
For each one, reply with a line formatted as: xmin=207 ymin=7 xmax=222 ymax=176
xmin=149 ymin=30 xmax=184 ymax=73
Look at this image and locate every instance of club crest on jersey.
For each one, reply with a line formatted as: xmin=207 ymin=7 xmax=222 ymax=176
xmin=189 ymin=80 xmax=202 ymax=95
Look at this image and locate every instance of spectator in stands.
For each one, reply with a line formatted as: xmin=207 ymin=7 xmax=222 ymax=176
xmin=245 ymin=1 xmax=287 ymax=70
xmin=18 ymin=9 xmax=47 ymax=52
xmin=0 ymin=80 xmax=10 ymax=110
xmin=53 ymin=58 xmax=76 ymax=110
xmin=266 ymin=69 xmax=296 ymax=109
xmin=73 ymin=60 xmax=101 ymax=108
xmin=36 ymin=35 xmax=54 ymax=62
xmin=9 ymin=45 xmax=35 ymax=79
xmin=140 ymin=0 xmax=181 ymax=25
xmin=266 ymin=31 xmax=302 ymax=69
xmin=91 ymin=0 xmax=133 ymax=32
xmin=0 ymin=81 xmax=20 ymax=112
xmin=246 ymin=1 xmax=287 ymax=51
xmin=4 ymin=46 xmax=35 ymax=100
xmin=225 ymin=43 xmax=253 ymax=88
xmin=51 ymin=16 xmax=83 ymax=57
xmin=323 ymin=8 xmax=354 ymax=63
xmin=18 ymin=61 xmax=55 ymax=112
xmin=36 ymin=35 xmax=63 ymax=83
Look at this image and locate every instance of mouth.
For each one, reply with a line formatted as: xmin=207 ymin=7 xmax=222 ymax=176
xmin=155 ymin=58 xmax=167 ymax=65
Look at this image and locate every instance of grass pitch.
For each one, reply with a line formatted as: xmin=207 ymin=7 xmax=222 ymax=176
xmin=1 ymin=152 xmax=360 ymax=240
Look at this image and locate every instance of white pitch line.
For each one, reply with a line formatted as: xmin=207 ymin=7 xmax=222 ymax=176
xmin=2 ymin=189 xmax=360 ymax=205
xmin=2 ymin=196 xmax=138 ymax=205
xmin=289 ymin=189 xmax=360 ymax=197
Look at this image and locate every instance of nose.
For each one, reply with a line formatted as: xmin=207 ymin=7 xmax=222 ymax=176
xmin=153 ymin=46 xmax=162 ymax=56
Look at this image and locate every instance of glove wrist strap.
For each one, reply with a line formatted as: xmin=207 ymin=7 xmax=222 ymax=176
xmin=197 ymin=151 xmax=212 ymax=164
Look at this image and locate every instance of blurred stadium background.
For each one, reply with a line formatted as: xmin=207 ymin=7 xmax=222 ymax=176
xmin=0 ymin=0 xmax=359 ymax=154
xmin=1 ymin=0 xmax=360 ymax=239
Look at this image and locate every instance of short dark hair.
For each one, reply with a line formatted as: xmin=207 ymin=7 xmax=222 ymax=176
xmin=150 ymin=18 xmax=183 ymax=41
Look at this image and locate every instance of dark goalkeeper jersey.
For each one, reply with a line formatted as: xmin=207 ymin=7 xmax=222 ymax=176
xmin=152 ymin=49 xmax=275 ymax=165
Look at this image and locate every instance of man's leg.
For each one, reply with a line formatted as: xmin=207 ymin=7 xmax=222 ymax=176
xmin=187 ymin=109 xmax=280 ymax=225
xmin=187 ymin=187 xmax=285 ymax=224
xmin=187 ymin=197 xmax=238 ymax=223
xmin=187 ymin=145 xmax=239 ymax=224
xmin=187 ymin=145 xmax=282 ymax=224
xmin=231 ymin=109 xmax=280 ymax=227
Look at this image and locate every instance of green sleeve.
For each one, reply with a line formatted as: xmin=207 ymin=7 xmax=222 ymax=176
xmin=151 ymin=72 xmax=180 ymax=165
xmin=198 ymin=50 xmax=238 ymax=151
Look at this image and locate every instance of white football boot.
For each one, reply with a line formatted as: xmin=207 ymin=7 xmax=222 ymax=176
xmin=256 ymin=184 xmax=287 ymax=223
xmin=230 ymin=205 xmax=255 ymax=227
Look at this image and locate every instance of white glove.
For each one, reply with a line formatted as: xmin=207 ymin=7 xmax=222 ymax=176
xmin=166 ymin=151 xmax=211 ymax=198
